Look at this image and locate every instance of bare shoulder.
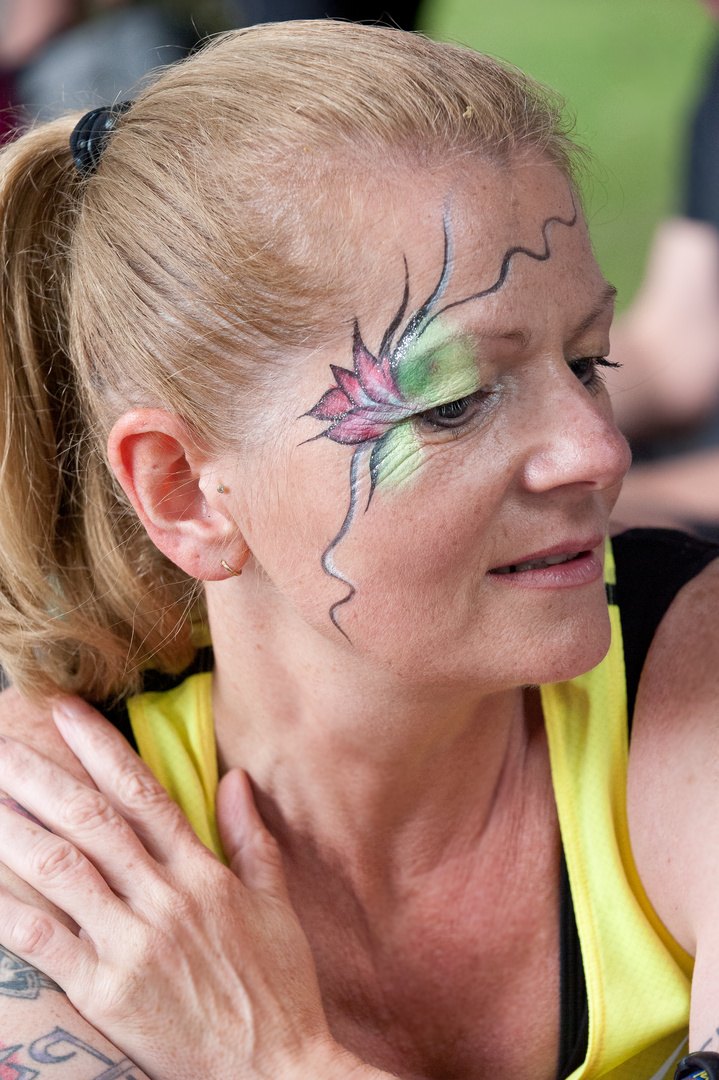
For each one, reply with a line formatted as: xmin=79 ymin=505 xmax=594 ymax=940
xmin=627 ymin=555 xmax=719 ymax=956
xmin=0 ymin=686 xmax=91 ymax=783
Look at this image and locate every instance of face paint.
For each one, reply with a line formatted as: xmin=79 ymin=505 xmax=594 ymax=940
xmin=304 ymin=197 xmax=578 ymax=637
xmin=392 ymin=318 xmax=481 ymax=410
xmin=365 ymin=324 xmax=483 ymax=493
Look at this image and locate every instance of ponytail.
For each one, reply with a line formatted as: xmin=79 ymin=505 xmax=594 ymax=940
xmin=0 ymin=117 xmax=197 ymax=703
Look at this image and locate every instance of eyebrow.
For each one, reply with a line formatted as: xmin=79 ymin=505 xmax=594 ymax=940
xmin=466 ymin=281 xmax=618 ymax=350
xmin=569 ymin=281 xmax=617 ymax=338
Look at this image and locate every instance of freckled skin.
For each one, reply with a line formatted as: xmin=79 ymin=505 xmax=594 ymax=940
xmin=229 ymin=159 xmax=629 ymax=692
xmin=305 ymin=192 xmax=581 ymax=635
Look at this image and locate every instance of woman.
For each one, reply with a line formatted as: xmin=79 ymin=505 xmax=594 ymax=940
xmin=0 ymin=20 xmax=717 ymax=1080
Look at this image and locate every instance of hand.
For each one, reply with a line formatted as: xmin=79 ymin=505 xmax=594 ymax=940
xmin=0 ymin=698 xmax=344 ymax=1080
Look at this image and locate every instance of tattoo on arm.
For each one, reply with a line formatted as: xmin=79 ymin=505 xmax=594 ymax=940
xmin=0 ymin=946 xmax=63 ymax=1000
xmin=0 ymin=1027 xmax=141 ymax=1078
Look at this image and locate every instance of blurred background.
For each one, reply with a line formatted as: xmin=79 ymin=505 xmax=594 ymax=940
xmin=1 ymin=0 xmax=718 ymax=536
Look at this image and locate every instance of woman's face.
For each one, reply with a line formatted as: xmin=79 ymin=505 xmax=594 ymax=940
xmin=230 ymin=158 xmax=630 ymax=691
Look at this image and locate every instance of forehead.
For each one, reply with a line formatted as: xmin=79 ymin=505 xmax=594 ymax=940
xmin=340 ymin=158 xmax=605 ymax=341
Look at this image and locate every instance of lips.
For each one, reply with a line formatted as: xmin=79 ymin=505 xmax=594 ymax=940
xmin=488 ymin=535 xmax=604 ymax=576
xmin=489 ymin=551 xmax=584 ymax=575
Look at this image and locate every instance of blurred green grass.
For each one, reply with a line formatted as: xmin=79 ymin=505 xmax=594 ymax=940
xmin=418 ymin=0 xmax=716 ymax=309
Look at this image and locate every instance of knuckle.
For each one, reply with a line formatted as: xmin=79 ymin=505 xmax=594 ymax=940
xmin=28 ymin=835 xmax=83 ymax=884
xmin=11 ymin=909 xmax=56 ymax=955
xmin=115 ymin=767 xmax=169 ymax=814
xmin=59 ymin=787 xmax=115 ymax=831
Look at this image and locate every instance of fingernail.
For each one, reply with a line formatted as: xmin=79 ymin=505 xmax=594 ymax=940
xmin=52 ymin=703 xmax=82 ymax=732
xmin=52 ymin=699 xmax=84 ymax=722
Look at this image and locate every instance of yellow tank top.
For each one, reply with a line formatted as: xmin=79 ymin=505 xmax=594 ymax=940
xmin=126 ymin=542 xmax=693 ymax=1080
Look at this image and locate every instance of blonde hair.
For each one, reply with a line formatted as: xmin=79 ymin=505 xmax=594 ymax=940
xmin=0 ymin=20 xmax=581 ymax=703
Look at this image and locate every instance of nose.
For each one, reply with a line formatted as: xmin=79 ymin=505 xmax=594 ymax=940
xmin=519 ymin=375 xmax=631 ymax=497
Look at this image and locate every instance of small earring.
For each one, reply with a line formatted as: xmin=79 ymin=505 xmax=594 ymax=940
xmin=217 ymin=484 xmax=228 ymax=494
xmin=221 ymin=559 xmax=242 ymax=577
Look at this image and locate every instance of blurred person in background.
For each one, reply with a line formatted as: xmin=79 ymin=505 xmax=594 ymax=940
xmin=0 ymin=0 xmax=222 ymax=127
xmin=0 ymin=0 xmax=420 ymax=134
xmin=609 ymin=0 xmax=719 ymax=539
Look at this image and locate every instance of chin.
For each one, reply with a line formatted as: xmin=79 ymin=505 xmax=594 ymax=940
xmin=516 ymin=606 xmax=613 ymax=687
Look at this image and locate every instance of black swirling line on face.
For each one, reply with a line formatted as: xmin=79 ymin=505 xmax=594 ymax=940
xmin=302 ymin=196 xmax=579 ymax=638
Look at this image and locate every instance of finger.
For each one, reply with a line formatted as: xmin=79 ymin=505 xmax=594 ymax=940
xmin=216 ymin=769 xmax=290 ymax=902
xmin=0 ymin=795 xmax=48 ymax=830
xmin=52 ymin=699 xmax=203 ymax=865
xmin=0 ymin=880 xmax=97 ymax=999
xmin=0 ymin=798 xmax=129 ymax=948
xmin=0 ymin=729 xmax=170 ymax=908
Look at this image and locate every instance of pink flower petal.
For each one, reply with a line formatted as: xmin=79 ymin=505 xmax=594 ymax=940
xmin=308 ymin=386 xmax=352 ymax=420
xmin=331 ymin=365 xmax=373 ymax=408
xmin=348 ymin=402 xmax=412 ymax=423
xmin=380 ymin=356 xmax=395 ymax=386
xmin=326 ymin=413 xmax=392 ymax=444
xmin=353 ymin=335 xmax=403 ymax=407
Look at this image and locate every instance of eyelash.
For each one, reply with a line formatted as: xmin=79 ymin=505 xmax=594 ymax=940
xmin=417 ymin=356 xmax=621 ymax=431
xmin=417 ymin=390 xmax=491 ymax=430
xmin=568 ymin=356 xmax=621 ymax=393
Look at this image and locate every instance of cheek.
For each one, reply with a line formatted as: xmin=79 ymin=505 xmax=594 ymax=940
xmin=333 ymin=438 xmax=508 ymax=619
xmin=248 ymin=428 xmax=505 ymax=635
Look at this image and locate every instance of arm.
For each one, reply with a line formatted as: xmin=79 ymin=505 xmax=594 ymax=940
xmin=626 ymin=557 xmax=719 ymax=1051
xmin=606 ymin=218 xmax=719 ymax=436
xmin=612 ymin=448 xmax=719 ymax=530
xmin=0 ymin=986 xmax=152 ymax=1080
xmin=0 ymin=689 xmax=154 ymax=1080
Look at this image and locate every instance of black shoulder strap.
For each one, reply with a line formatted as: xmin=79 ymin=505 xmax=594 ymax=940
xmin=611 ymin=528 xmax=719 ymax=727
xmin=557 ymin=850 xmax=589 ymax=1079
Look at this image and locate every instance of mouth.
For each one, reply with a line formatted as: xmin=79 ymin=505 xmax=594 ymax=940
xmin=489 ymin=550 xmax=588 ymax=575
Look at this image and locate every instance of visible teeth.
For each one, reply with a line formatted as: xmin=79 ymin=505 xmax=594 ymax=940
xmin=491 ymin=552 xmax=578 ymax=574
xmin=539 ymin=553 xmax=576 ymax=567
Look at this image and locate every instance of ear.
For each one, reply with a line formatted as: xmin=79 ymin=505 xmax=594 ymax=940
xmin=107 ymin=410 xmax=248 ymax=581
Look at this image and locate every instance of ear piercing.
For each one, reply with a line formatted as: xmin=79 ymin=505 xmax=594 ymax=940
xmin=217 ymin=485 xmax=240 ymax=575
xmin=220 ymin=559 xmax=242 ymax=577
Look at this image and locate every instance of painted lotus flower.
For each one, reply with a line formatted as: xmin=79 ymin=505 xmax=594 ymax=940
xmin=302 ymin=223 xmax=467 ymax=636
xmin=305 ymin=199 xmax=578 ymax=637
xmin=308 ymin=325 xmax=413 ymax=447
xmin=306 ymin=323 xmax=418 ymax=501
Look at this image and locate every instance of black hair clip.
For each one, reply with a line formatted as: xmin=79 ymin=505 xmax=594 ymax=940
xmin=675 ymin=1052 xmax=719 ymax=1079
xmin=69 ymin=101 xmax=132 ymax=177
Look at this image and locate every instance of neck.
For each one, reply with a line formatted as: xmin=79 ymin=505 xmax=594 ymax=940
xmin=207 ymin=583 xmax=540 ymax=887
